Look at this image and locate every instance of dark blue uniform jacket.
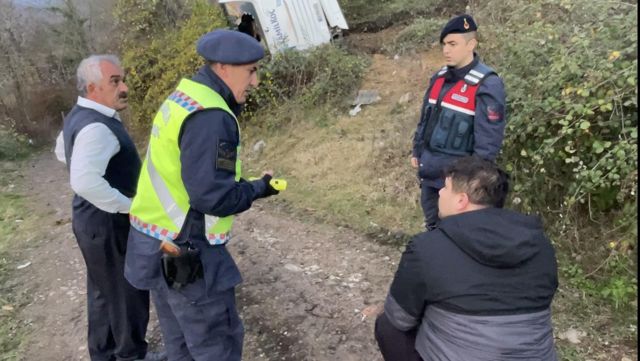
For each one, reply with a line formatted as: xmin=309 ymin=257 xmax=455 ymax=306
xmin=125 ymin=65 xmax=268 ymax=300
xmin=413 ymin=55 xmax=506 ymax=188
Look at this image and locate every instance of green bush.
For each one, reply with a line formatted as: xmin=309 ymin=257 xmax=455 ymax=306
xmin=476 ymin=0 xmax=637 ymax=214
xmin=472 ymin=0 xmax=637 ymax=306
xmin=114 ymin=0 xmax=196 ymax=44
xmin=384 ymin=17 xmax=445 ymax=54
xmin=116 ymin=0 xmax=368 ymax=132
xmin=117 ymin=0 xmax=227 ymax=130
xmin=246 ymin=45 xmax=369 ymax=116
xmin=0 ymin=124 xmax=30 ymax=160
xmin=340 ymin=0 xmax=465 ymax=30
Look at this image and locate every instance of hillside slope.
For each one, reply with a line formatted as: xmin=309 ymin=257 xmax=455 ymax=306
xmin=244 ymin=29 xmax=444 ymax=237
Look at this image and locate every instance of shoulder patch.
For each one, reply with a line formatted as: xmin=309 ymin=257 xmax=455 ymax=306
xmin=216 ymin=139 xmax=237 ymax=172
xmin=487 ymin=104 xmax=504 ymax=123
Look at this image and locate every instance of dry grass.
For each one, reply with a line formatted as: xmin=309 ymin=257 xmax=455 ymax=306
xmin=0 ymin=161 xmax=34 ymax=359
xmin=243 ymin=51 xmax=444 ymax=236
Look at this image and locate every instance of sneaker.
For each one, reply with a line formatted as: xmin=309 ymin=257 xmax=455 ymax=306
xmin=135 ymin=350 xmax=167 ymax=361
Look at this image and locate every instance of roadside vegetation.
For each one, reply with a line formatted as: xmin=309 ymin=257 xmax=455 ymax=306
xmin=472 ymin=0 xmax=637 ymax=316
xmin=383 ymin=17 xmax=445 ymax=55
xmin=0 ymin=126 xmax=30 ymax=161
xmin=0 ymin=158 xmax=33 ymax=359
xmin=340 ymin=0 xmax=465 ymax=31
xmin=115 ymin=0 xmax=227 ymax=133
xmin=473 ymin=1 xmax=638 ymax=355
xmin=0 ymin=116 xmax=35 ymax=359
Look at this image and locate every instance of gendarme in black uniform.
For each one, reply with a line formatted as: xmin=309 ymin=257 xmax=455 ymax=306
xmin=412 ymin=15 xmax=507 ymax=230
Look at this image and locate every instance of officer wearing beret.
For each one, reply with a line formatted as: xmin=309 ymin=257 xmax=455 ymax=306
xmin=410 ymin=14 xmax=507 ymax=230
xmin=124 ymin=29 xmax=280 ymax=361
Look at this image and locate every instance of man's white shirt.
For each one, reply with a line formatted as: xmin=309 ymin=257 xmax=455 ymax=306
xmin=55 ymin=97 xmax=132 ymax=214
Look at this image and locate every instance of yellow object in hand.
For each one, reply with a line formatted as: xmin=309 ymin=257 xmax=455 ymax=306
xmin=248 ymin=177 xmax=287 ymax=191
xmin=269 ymin=178 xmax=287 ymax=191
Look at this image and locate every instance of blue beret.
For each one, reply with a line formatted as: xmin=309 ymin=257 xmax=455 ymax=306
xmin=440 ymin=14 xmax=478 ymax=43
xmin=196 ymin=29 xmax=265 ymax=64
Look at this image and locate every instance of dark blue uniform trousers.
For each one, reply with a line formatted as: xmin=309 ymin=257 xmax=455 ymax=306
xmin=73 ymin=213 xmax=150 ymax=361
xmin=151 ymin=279 xmax=243 ymax=361
xmin=420 ymin=182 xmax=440 ymax=231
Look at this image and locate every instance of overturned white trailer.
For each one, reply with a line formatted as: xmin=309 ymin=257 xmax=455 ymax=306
xmin=219 ymin=0 xmax=349 ymax=54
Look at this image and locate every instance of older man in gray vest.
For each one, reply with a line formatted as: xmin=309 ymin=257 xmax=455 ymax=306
xmin=55 ymin=55 xmax=165 ymax=361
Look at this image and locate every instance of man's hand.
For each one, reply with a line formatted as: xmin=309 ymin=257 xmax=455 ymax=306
xmin=160 ymin=241 xmax=181 ymax=256
xmin=410 ymin=157 xmax=419 ymax=169
xmin=361 ymin=303 xmax=384 ymax=321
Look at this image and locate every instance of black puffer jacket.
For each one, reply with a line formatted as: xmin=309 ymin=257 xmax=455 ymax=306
xmin=391 ymin=207 xmax=557 ymax=315
xmin=384 ymin=207 xmax=559 ymax=360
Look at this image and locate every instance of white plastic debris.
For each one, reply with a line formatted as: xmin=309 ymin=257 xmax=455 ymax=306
xmin=252 ymin=140 xmax=266 ymax=154
xmin=349 ymin=104 xmax=362 ymax=117
xmin=352 ymin=90 xmax=381 ymax=106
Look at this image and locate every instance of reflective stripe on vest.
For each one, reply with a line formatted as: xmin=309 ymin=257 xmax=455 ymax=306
xmin=427 ymin=63 xmax=495 ymax=115
xmin=421 ymin=63 xmax=495 ymax=156
xmin=130 ymin=78 xmax=240 ymax=245
xmin=428 ymin=77 xmax=480 ymax=116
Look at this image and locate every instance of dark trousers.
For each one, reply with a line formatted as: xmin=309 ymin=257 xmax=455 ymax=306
xmin=420 ymin=182 xmax=440 ymax=230
xmin=151 ymin=279 xmax=243 ymax=361
xmin=375 ymin=313 xmax=424 ymax=361
xmin=73 ymin=213 xmax=150 ymax=361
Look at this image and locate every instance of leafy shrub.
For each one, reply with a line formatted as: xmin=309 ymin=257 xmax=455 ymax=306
xmin=471 ymin=0 xmax=637 ymax=306
xmin=0 ymin=123 xmax=30 ymax=160
xmin=246 ymin=45 xmax=369 ymax=115
xmin=117 ymin=0 xmax=227 ymax=131
xmin=116 ymin=0 xmax=368 ymax=132
xmin=561 ymin=232 xmax=637 ymax=311
xmin=340 ymin=0 xmax=465 ymax=31
xmin=114 ymin=0 xmax=195 ymax=44
xmin=474 ymin=0 xmax=637 ymax=214
xmin=384 ymin=17 xmax=445 ymax=54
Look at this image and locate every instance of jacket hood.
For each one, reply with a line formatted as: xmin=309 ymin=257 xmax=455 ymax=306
xmin=439 ymin=208 xmax=547 ymax=268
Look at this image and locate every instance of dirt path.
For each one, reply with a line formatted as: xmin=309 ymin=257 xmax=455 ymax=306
xmin=15 ymin=154 xmax=162 ymax=361
xmin=14 ymin=152 xmax=399 ymax=361
xmin=233 ymin=206 xmax=397 ymax=361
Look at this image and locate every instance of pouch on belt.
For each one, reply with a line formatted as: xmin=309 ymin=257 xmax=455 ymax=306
xmin=161 ymin=241 xmax=204 ymax=290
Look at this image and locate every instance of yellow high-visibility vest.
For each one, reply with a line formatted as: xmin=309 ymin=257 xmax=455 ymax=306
xmin=130 ymin=78 xmax=241 ymax=245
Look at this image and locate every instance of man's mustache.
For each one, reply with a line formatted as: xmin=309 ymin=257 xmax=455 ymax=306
xmin=118 ymin=92 xmax=128 ymax=100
